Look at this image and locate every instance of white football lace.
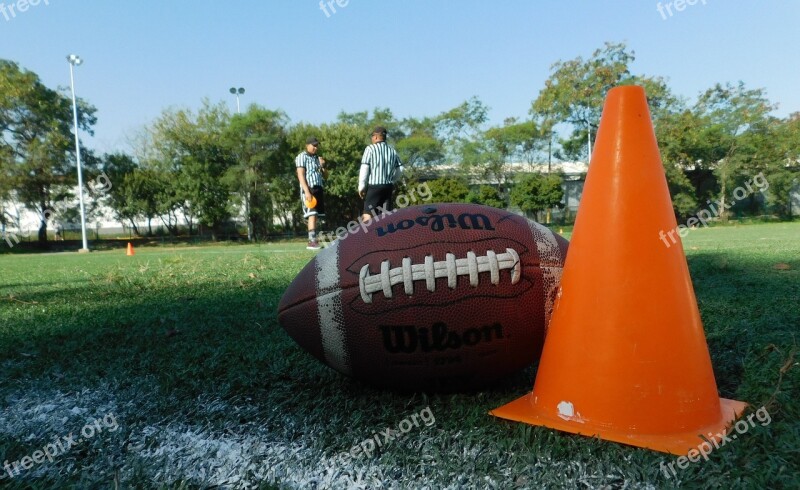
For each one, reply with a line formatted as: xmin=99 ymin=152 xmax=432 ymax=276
xmin=359 ymin=248 xmax=521 ymax=303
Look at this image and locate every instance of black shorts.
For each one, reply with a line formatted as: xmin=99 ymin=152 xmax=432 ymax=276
xmin=363 ymin=184 xmax=394 ymax=215
xmin=301 ymin=186 xmax=325 ymax=218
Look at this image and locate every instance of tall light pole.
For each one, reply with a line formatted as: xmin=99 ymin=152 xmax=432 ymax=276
xmin=67 ymin=54 xmax=89 ymax=253
xmin=229 ymin=87 xmax=245 ymax=114
xmin=229 ymin=87 xmax=251 ymax=240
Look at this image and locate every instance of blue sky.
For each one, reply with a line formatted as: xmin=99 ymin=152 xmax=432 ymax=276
xmin=2 ymin=0 xmax=798 ymax=153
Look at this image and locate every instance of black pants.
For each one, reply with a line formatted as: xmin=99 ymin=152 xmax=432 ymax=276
xmin=363 ymin=184 xmax=394 ymax=215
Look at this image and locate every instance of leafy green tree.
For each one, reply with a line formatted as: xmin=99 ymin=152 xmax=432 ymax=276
xmin=485 ymin=119 xmax=547 ymax=168
xmin=148 ymin=101 xmax=235 ymax=238
xmin=466 ymin=185 xmax=505 ymax=209
xmin=426 ymin=177 xmax=470 ymax=203
xmin=337 ymin=107 xmax=400 ymax=135
xmin=435 ymin=97 xmax=490 ymax=165
xmin=316 ymin=123 xmax=367 ymax=226
xmin=395 ymin=116 xmax=445 ymax=182
xmin=478 ymin=119 xmax=552 ymax=196
xmin=0 ymin=59 xmax=97 ymax=244
xmin=222 ymin=107 xmax=290 ymax=239
xmin=655 ymin=109 xmax=708 ymax=216
xmin=101 ymin=152 xmax=142 ymax=234
xmin=694 ymin=82 xmax=777 ymax=218
xmin=270 ymin=173 xmax=302 ymax=232
xmin=531 ymin=42 xmax=679 ymax=162
xmin=510 ymin=172 xmax=564 ymax=218
xmin=764 ymin=113 xmax=800 ymax=218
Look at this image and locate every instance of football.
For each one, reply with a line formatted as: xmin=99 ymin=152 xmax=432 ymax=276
xmin=277 ymin=203 xmax=569 ymax=391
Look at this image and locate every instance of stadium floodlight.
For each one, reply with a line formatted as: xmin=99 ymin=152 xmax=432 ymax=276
xmin=229 ymin=87 xmax=245 ymax=114
xmin=67 ymin=54 xmax=89 ymax=253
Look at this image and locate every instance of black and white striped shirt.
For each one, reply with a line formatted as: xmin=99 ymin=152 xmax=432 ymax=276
xmin=360 ymin=142 xmax=402 ymax=186
xmin=295 ymin=152 xmax=324 ymax=188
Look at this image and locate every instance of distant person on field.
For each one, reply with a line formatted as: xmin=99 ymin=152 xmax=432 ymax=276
xmin=358 ymin=126 xmax=403 ymax=222
xmin=295 ymin=136 xmax=327 ymax=250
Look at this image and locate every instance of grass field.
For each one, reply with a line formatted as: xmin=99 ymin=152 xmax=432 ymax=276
xmin=1 ymin=223 xmax=798 ymax=489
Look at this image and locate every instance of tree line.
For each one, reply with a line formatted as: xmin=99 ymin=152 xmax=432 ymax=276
xmin=2 ymin=42 xmax=798 ymax=244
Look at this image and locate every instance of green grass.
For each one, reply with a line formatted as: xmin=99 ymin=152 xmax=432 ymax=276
xmin=1 ymin=224 xmax=798 ymax=488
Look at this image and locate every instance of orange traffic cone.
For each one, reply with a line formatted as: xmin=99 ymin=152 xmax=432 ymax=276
xmin=490 ymin=86 xmax=747 ymax=455
xmin=126 ymin=242 xmax=135 ymax=256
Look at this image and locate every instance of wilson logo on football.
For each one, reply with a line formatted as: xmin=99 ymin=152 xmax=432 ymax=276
xmin=358 ymin=249 xmax=521 ymax=304
xmin=380 ymin=322 xmax=505 ymax=354
xmin=375 ymin=212 xmax=495 ymax=237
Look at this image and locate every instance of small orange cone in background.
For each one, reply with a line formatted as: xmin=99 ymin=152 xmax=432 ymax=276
xmin=490 ymin=86 xmax=747 ymax=455
xmin=126 ymin=242 xmax=135 ymax=256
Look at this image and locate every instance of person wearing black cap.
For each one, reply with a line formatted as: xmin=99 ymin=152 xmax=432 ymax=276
xmin=295 ymin=136 xmax=327 ymax=250
xmin=358 ymin=126 xmax=403 ymax=222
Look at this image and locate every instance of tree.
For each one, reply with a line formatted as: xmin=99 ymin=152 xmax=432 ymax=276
xmin=694 ymin=82 xmax=777 ymax=219
xmin=485 ymin=119 xmax=547 ymax=168
xmin=314 ymin=123 xmax=367 ymax=226
xmin=531 ymin=42 xmax=679 ymax=162
xmin=426 ymin=177 xmax=470 ymax=203
xmin=435 ymin=97 xmax=490 ymax=165
xmin=0 ymin=60 xmax=97 ymax=244
xmin=510 ymin=173 xmax=564 ymax=218
xmin=655 ymin=109 xmax=707 ymax=217
xmin=222 ymin=107 xmax=290 ymax=239
xmin=101 ymin=152 xmax=140 ymax=234
xmin=395 ymin=116 xmax=445 ymax=182
xmin=466 ymin=185 xmax=505 ymax=209
xmin=148 ymin=101 xmax=235 ymax=238
xmin=764 ymin=113 xmax=800 ymax=218
xmin=479 ymin=119 xmax=551 ymax=196
xmin=270 ymin=173 xmax=301 ymax=232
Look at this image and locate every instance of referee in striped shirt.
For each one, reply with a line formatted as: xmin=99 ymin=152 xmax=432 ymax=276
xmin=296 ymin=136 xmax=327 ymax=250
xmin=358 ymin=126 xmax=403 ymax=222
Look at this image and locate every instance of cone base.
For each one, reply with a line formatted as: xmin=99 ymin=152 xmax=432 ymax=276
xmin=490 ymin=394 xmax=748 ymax=455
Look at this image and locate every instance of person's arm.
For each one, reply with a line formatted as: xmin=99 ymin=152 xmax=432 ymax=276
xmin=319 ymin=157 xmax=329 ymax=180
xmin=392 ymin=153 xmax=404 ymax=184
xmin=296 ymin=167 xmax=312 ymax=197
xmin=358 ymin=147 xmax=371 ymax=198
xmin=296 ymin=154 xmax=312 ymax=198
xmin=358 ymin=164 xmax=370 ymax=198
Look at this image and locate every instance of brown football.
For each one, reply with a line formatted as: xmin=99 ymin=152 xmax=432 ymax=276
xmin=277 ymin=203 xmax=569 ymax=391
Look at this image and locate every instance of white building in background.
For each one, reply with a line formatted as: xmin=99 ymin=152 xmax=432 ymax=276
xmin=1 ymin=198 xmax=125 ymax=242
xmin=419 ymin=160 xmax=589 ymax=215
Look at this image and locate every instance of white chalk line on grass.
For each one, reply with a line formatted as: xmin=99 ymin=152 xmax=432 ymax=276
xmin=1 ymin=383 xmax=655 ymax=488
